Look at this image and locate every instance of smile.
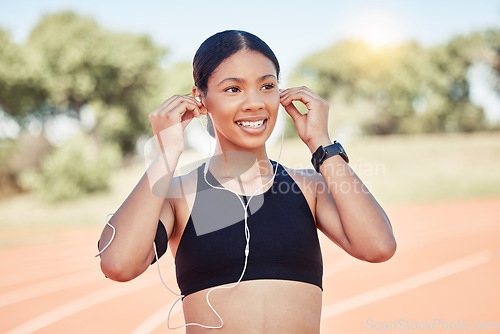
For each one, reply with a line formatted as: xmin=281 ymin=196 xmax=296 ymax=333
xmin=235 ymin=119 xmax=266 ymax=128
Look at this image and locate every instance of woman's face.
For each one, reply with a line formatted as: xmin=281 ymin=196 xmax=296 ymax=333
xmin=202 ymin=50 xmax=280 ymax=151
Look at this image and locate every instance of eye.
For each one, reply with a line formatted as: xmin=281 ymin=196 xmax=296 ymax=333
xmin=224 ymin=86 xmax=240 ymax=93
xmin=262 ymin=83 xmax=275 ymax=90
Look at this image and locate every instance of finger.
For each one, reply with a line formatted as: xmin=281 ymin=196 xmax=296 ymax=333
xmin=280 ymin=87 xmax=310 ymax=102
xmin=163 ymin=98 xmax=201 ymax=120
xmin=282 ymin=102 xmax=302 ymax=122
xmin=177 ymin=98 xmax=201 ymax=116
xmin=280 ymin=88 xmax=305 ymax=105
xmin=161 ymin=94 xmax=187 ymax=113
xmin=181 ymin=108 xmax=198 ymax=123
xmin=280 ymin=87 xmax=319 ymax=99
xmin=180 ymin=98 xmax=204 ymax=122
xmin=280 ymin=86 xmax=312 ymax=97
xmin=287 ymin=86 xmax=314 ymax=94
xmin=280 ymin=86 xmax=319 ymax=99
xmin=161 ymin=95 xmax=201 ymax=117
xmin=150 ymin=100 xmax=201 ymax=135
xmin=150 ymin=95 xmax=185 ymax=119
xmin=280 ymin=89 xmax=317 ymax=106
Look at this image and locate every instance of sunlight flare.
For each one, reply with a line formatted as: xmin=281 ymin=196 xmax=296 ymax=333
xmin=347 ymin=7 xmax=409 ymax=48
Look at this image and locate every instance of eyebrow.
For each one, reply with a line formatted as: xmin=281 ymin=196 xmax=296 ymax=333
xmin=217 ymin=74 xmax=277 ymax=86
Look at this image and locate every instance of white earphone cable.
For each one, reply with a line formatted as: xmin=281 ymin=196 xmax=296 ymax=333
xmin=95 ymin=213 xmax=116 ymax=257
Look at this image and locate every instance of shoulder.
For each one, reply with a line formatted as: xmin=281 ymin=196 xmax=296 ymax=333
xmin=279 ymin=164 xmax=324 ymax=220
xmin=167 ymin=165 xmax=201 ymax=205
xmin=280 ymin=164 xmax=323 ymax=203
xmin=282 ymin=165 xmax=323 ymax=188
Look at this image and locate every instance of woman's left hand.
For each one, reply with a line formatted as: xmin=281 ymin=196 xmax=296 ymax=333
xmin=280 ymin=86 xmax=331 ymax=152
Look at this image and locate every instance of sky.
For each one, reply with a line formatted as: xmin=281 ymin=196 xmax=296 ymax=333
xmin=1 ymin=0 xmax=499 ymax=80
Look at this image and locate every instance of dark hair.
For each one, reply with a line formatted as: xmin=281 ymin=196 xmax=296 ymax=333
xmin=193 ymin=30 xmax=280 ymax=95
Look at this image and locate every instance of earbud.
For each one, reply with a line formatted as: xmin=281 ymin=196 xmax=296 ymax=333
xmin=195 ymin=96 xmax=201 ymax=102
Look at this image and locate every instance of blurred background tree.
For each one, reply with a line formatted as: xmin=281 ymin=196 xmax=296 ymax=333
xmin=0 ymin=11 xmax=169 ymax=200
xmin=19 ymin=133 xmax=120 ymax=202
xmin=0 ymin=29 xmax=47 ymax=121
xmin=25 ymin=11 xmax=167 ymax=153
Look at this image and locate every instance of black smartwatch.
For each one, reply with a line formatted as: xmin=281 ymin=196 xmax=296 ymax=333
xmin=311 ymin=141 xmax=349 ymax=173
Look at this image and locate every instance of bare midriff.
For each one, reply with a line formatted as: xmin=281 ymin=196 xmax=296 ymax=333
xmin=180 ymin=279 xmax=322 ymax=334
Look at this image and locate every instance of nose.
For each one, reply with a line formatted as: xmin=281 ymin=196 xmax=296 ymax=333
xmin=242 ymin=90 xmax=265 ymax=111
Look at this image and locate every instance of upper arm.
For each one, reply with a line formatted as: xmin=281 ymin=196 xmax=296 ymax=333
xmin=149 ymin=170 xmax=197 ymax=263
xmin=159 ymin=173 xmax=189 ymax=239
xmin=308 ymin=172 xmax=352 ymax=252
xmin=147 ymin=176 xmax=182 ymax=264
xmin=304 ymin=166 xmax=396 ymax=262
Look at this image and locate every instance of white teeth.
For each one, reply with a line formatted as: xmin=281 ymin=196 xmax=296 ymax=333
xmin=237 ymin=120 xmax=265 ymax=128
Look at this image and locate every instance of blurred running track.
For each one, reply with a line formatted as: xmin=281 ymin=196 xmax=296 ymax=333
xmin=1 ymin=197 xmax=499 ymax=333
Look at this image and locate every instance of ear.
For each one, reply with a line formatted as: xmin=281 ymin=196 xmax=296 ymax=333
xmin=192 ymin=86 xmax=207 ymax=114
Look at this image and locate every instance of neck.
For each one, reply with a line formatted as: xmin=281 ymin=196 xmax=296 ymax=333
xmin=207 ymin=140 xmax=273 ymax=182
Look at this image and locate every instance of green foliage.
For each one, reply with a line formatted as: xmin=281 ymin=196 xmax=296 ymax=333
xmin=290 ymin=30 xmax=500 ymax=135
xmin=20 ymin=134 xmax=121 ymax=202
xmin=23 ymin=11 xmax=167 ymax=153
xmin=0 ymin=29 xmax=47 ymax=119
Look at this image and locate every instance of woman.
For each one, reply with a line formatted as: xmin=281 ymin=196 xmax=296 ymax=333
xmin=98 ymin=30 xmax=396 ymax=333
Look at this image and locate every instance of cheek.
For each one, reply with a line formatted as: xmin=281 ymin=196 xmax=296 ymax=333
xmin=204 ymin=99 xmax=234 ymax=130
xmin=205 ymin=95 xmax=237 ymax=114
xmin=266 ymin=94 xmax=281 ymax=113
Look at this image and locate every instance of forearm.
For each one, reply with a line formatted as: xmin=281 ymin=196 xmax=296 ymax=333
xmin=98 ymin=150 xmax=180 ymax=280
xmin=310 ymin=138 xmax=396 ymax=262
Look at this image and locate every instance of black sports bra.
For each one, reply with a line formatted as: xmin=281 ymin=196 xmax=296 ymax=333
xmin=155 ymin=162 xmax=323 ymax=297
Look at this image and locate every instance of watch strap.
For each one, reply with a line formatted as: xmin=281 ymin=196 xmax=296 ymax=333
xmin=311 ymin=141 xmax=349 ymax=173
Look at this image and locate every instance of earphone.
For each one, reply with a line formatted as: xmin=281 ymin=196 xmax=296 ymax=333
xmin=97 ymin=103 xmax=286 ymax=330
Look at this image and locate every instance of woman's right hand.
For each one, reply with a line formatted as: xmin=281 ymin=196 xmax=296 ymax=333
xmin=148 ymin=95 xmax=205 ymax=154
